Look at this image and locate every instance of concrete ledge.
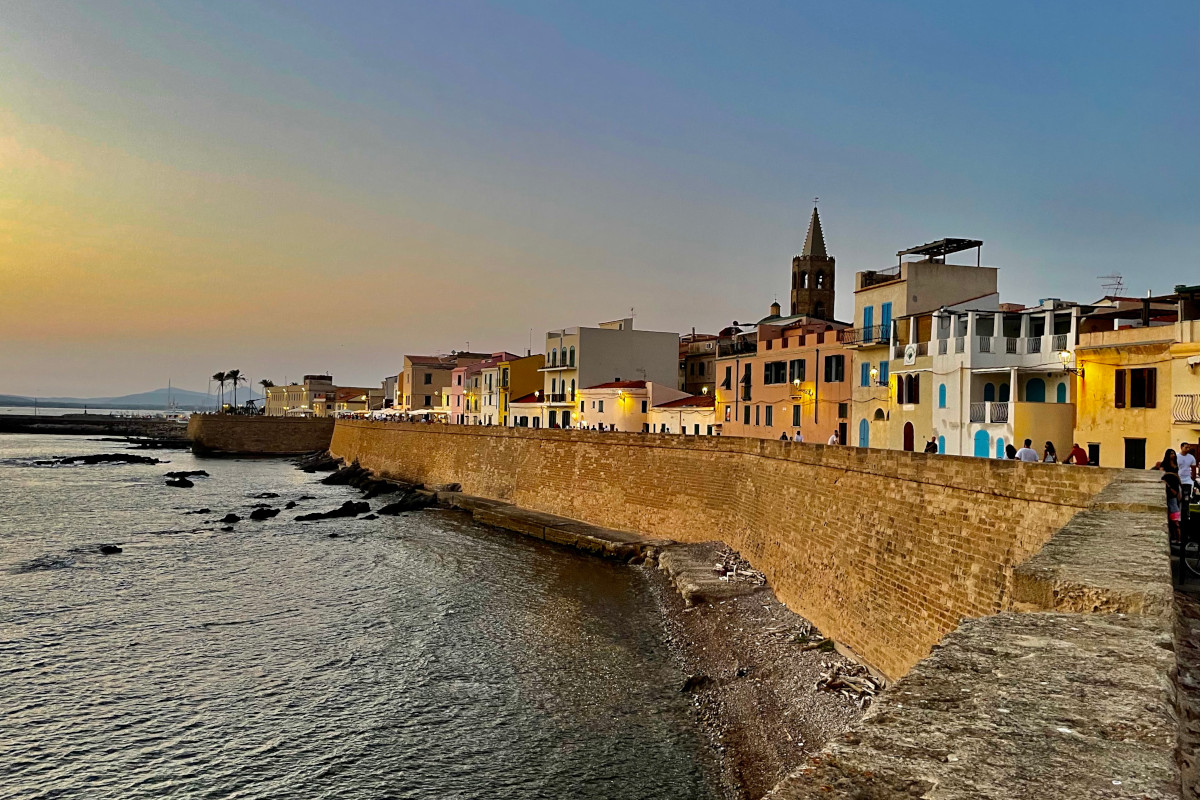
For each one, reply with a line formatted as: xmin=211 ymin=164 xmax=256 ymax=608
xmin=1015 ymin=474 xmax=1172 ymax=616
xmin=767 ymin=612 xmax=1180 ymax=800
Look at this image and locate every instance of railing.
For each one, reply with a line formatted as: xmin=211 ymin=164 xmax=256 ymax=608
xmin=979 ymin=336 xmax=992 ymax=353
xmin=1005 ymin=337 xmax=1019 ymax=354
xmin=955 ymin=336 xmax=965 ymax=353
xmin=937 ymin=339 xmax=948 ymax=355
xmin=894 ymin=344 xmax=906 ymax=359
xmin=1053 ymin=334 xmax=1069 ymax=351
xmin=717 ymin=341 xmax=757 ymax=358
xmin=1175 ymin=394 xmax=1200 ymax=424
xmin=860 ymin=266 xmax=902 ymax=288
xmin=1026 ymin=336 xmax=1042 ymax=354
xmin=837 ymin=325 xmax=887 ymax=345
xmin=547 ymin=393 xmax=567 ymax=403
xmin=969 ymin=401 xmax=1011 ymax=424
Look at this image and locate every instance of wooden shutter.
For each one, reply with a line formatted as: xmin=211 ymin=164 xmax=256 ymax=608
xmin=1114 ymin=369 xmax=1126 ymax=408
xmin=913 ymin=374 xmax=920 ymax=404
xmin=1145 ymin=369 xmax=1156 ymax=408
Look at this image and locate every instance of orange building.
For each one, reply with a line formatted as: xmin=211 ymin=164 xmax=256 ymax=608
xmin=715 ymin=307 xmax=853 ymax=444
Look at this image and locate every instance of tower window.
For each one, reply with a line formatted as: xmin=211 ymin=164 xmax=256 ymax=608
xmin=815 ymin=271 xmax=826 ymax=289
xmin=800 ymin=272 xmax=809 ymax=289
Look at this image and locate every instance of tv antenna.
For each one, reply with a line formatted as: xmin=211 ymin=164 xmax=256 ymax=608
xmin=1099 ymin=273 xmax=1125 ymax=297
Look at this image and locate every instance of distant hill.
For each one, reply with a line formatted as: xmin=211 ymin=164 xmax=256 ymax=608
xmin=0 ymin=386 xmax=263 ymax=411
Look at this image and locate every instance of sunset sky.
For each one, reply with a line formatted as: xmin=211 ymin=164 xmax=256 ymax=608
xmin=1 ymin=1 xmax=1196 ymax=397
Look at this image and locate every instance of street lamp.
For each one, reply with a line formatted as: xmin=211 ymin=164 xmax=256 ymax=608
xmin=868 ymin=366 xmax=887 ymax=387
xmin=1058 ymin=350 xmax=1084 ymax=377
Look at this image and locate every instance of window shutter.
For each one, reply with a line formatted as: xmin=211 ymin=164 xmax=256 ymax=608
xmin=913 ymin=374 xmax=920 ymax=404
xmin=1145 ymin=369 xmax=1156 ymax=408
xmin=1114 ymin=369 xmax=1126 ymax=408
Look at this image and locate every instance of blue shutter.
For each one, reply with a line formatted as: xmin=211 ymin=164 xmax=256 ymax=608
xmin=861 ymin=362 xmax=870 ymax=387
xmin=863 ymin=306 xmax=874 ymax=335
xmin=879 ymin=361 xmax=889 ymax=384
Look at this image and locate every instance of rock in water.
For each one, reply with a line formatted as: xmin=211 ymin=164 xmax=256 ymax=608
xmin=187 ymin=508 xmax=211 ymax=515
xmin=376 ymin=491 xmax=434 ymax=515
xmin=43 ymin=453 xmax=164 ymax=466
xmin=165 ymin=470 xmax=209 ymax=479
xmin=220 ymin=526 xmax=234 ymax=532
xmin=220 ymin=513 xmax=240 ymax=524
xmin=361 ymin=514 xmax=378 ymax=520
xmin=165 ymin=477 xmax=194 ymax=488
xmin=295 ymin=500 xmax=371 ymax=522
xmin=99 ymin=544 xmax=123 ymax=555
xmin=284 ymin=501 xmax=297 ymax=509
xmin=254 ymin=492 xmax=280 ymax=499
xmin=249 ymin=507 xmax=280 ymax=521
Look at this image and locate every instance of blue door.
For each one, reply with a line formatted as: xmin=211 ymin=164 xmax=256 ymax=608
xmin=1025 ymin=378 xmax=1046 ymax=403
xmin=996 ymin=437 xmax=1006 ymax=459
xmin=1056 ymin=382 xmax=1067 ymax=403
xmin=859 ymin=418 xmax=869 ymax=448
xmin=937 ymin=435 xmax=946 ymax=454
xmin=973 ymin=430 xmax=990 ymax=458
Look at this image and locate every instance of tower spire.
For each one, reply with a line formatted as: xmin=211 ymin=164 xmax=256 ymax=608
xmin=802 ymin=206 xmax=826 ymax=258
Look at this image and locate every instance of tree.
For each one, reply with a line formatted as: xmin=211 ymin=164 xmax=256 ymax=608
xmin=211 ymin=372 xmax=227 ymax=411
xmin=260 ymin=379 xmax=275 ymax=413
xmin=227 ymin=369 xmax=246 ymax=408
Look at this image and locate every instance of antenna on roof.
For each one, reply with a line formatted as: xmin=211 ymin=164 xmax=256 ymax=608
xmin=1099 ymin=273 xmax=1125 ymax=297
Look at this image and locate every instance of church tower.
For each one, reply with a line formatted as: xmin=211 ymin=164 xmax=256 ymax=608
xmin=790 ymin=207 xmax=835 ymax=320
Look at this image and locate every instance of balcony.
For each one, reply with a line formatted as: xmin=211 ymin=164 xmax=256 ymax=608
xmin=1005 ymin=337 xmax=1019 ymax=354
xmin=838 ymin=325 xmax=887 ymax=346
xmin=1175 ymin=394 xmax=1200 ymax=424
xmin=893 ymin=341 xmax=929 ymax=359
xmin=717 ymin=341 xmax=757 ymax=358
xmin=1052 ymin=334 xmax=1069 ymax=351
xmin=547 ymin=393 xmax=569 ymax=404
xmin=969 ymin=401 xmax=1011 ymax=424
xmin=955 ymin=336 xmax=965 ymax=353
xmin=1025 ymin=336 xmax=1042 ymax=354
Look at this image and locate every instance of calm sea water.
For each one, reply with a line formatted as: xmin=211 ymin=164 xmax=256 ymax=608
xmin=0 ymin=434 xmax=720 ymax=800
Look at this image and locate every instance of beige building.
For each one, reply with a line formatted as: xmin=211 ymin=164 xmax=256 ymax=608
xmin=333 ymin=386 xmax=385 ymax=414
xmin=263 ymin=375 xmax=336 ymax=417
xmin=648 ymin=394 xmax=717 ymax=436
xmin=397 ymin=352 xmax=489 ymax=415
xmin=843 ymin=239 xmax=999 ymax=447
xmin=575 ymin=380 xmax=688 ymax=432
xmin=511 ymin=317 xmax=679 ymax=429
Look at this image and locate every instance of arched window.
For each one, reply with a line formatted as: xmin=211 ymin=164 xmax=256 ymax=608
xmin=937 ymin=435 xmax=945 ymax=454
xmin=902 ymin=375 xmax=913 ymax=404
xmin=550 ymin=348 xmax=557 ymax=366
xmin=973 ymin=430 xmax=990 ymax=458
xmin=815 ymin=271 xmax=826 ymax=289
xmin=800 ymin=272 xmax=809 ymax=289
xmin=873 ymin=407 xmax=886 ymax=421
xmin=911 ymin=375 xmax=919 ymax=404
xmin=983 ymin=383 xmax=996 ymax=402
xmin=858 ymin=418 xmax=870 ymax=448
xmin=938 ymin=384 xmax=947 ymax=409
xmin=996 ymin=438 xmax=1006 ymax=459
xmin=570 ymin=378 xmax=575 ymax=399
xmin=1056 ymin=382 xmax=1067 ymax=403
xmin=999 ymin=382 xmax=1010 ymax=402
xmin=568 ymin=346 xmax=575 ymax=367
xmin=1025 ymin=378 xmax=1046 ymax=403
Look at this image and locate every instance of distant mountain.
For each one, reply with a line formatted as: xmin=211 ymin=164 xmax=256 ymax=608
xmin=0 ymin=386 xmax=263 ymax=411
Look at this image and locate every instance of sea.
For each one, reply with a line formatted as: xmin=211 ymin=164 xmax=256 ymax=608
xmin=0 ymin=433 xmax=721 ymax=800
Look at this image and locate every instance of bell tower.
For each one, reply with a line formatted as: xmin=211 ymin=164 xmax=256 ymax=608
xmin=790 ymin=206 xmax=835 ymax=320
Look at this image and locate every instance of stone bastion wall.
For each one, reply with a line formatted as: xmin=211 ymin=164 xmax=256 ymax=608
xmin=329 ymin=420 xmax=1123 ymax=679
xmin=188 ymin=414 xmax=335 ymax=456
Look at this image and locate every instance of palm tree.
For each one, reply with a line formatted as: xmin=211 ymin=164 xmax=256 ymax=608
xmin=259 ymin=379 xmax=274 ymax=414
xmin=227 ymin=369 xmax=246 ymax=408
xmin=211 ymin=372 xmax=227 ymax=411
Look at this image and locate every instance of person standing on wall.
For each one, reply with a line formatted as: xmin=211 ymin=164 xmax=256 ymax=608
xmin=1178 ymin=442 xmax=1197 ymax=525
xmin=1043 ymin=442 xmax=1058 ymax=463
xmin=827 ymin=430 xmax=839 ymax=446
xmin=793 ymin=429 xmax=804 ymax=443
xmin=1162 ymin=449 xmax=1183 ymax=544
xmin=1015 ymin=439 xmax=1040 ymax=462
xmin=924 ymin=436 xmax=938 ymax=454
xmin=779 ymin=431 xmax=789 ymax=441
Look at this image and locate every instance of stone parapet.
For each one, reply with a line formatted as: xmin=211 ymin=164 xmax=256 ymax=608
xmin=187 ymin=414 xmax=334 ymax=455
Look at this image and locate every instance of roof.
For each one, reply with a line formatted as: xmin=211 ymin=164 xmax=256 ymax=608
xmin=653 ymin=395 xmax=715 ymax=409
xmin=801 ymin=207 xmax=827 ymax=258
xmin=897 ymin=238 xmax=983 ymax=258
xmin=581 ymin=380 xmax=648 ymax=391
xmin=510 ymin=392 xmax=541 ymax=404
xmin=406 ymin=355 xmax=450 ymax=367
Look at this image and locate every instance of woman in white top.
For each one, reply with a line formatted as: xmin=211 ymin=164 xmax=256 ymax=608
xmin=1043 ymin=441 xmax=1058 ymax=463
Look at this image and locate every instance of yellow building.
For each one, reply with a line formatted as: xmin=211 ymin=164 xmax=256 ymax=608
xmin=263 ymin=375 xmax=336 ymax=416
xmin=1074 ymin=289 xmax=1199 ymax=468
xmin=496 ymin=353 xmax=545 ymax=427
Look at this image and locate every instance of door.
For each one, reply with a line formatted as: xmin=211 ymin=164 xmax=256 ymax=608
xmin=1124 ymin=438 xmax=1146 ymax=470
xmin=858 ymin=418 xmax=869 ymax=448
xmin=903 ymin=422 xmax=915 ymax=451
xmin=838 ymin=422 xmax=848 ymax=447
xmin=973 ymin=430 xmax=990 ymax=458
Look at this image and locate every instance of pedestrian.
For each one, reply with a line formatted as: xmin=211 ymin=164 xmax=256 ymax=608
xmin=827 ymin=430 xmax=840 ymax=446
xmin=1066 ymin=442 xmax=1090 ymax=465
xmin=1042 ymin=441 xmax=1058 ymax=463
xmin=1178 ymin=442 xmax=1197 ymax=524
xmin=1162 ymin=449 xmax=1183 ymax=544
xmin=779 ymin=431 xmax=789 ymax=441
xmin=924 ymin=436 xmax=938 ymax=454
xmin=1015 ymin=439 xmax=1040 ymax=462
xmin=1005 ymin=444 xmax=1018 ymax=460
xmin=792 ymin=430 xmax=804 ymax=443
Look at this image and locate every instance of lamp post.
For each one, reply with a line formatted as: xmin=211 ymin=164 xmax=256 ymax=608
xmin=1058 ymin=350 xmax=1084 ymax=377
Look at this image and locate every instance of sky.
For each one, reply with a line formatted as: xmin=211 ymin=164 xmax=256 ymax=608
xmin=1 ymin=0 xmax=1196 ymax=397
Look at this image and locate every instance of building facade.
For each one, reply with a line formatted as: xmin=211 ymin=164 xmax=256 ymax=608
xmin=263 ymin=375 xmax=336 ymax=416
xmin=648 ymin=394 xmax=717 ymax=435
xmin=575 ymin=380 xmax=688 ymax=432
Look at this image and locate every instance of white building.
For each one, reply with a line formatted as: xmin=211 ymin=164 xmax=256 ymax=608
xmin=648 ymin=394 xmax=718 ymax=436
xmin=576 ymin=381 xmax=688 ymax=431
xmin=510 ymin=317 xmax=679 ymax=429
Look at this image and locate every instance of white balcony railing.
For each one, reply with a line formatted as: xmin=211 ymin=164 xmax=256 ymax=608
xmin=1175 ymin=394 xmax=1200 ymax=424
xmin=1026 ymin=336 xmax=1042 ymax=354
xmin=979 ymin=336 xmax=992 ymax=353
xmin=1053 ymin=334 xmax=1069 ymax=351
xmin=969 ymin=401 xmax=1011 ymax=424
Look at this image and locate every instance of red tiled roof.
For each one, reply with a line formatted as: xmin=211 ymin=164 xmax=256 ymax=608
xmin=510 ymin=392 xmax=541 ymax=404
xmin=654 ymin=395 xmax=715 ymax=409
xmin=581 ymin=380 xmax=647 ymax=390
xmin=406 ymin=355 xmax=449 ymax=366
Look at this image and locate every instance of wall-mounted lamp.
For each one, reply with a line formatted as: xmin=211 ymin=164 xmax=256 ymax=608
xmin=701 ymin=386 xmax=709 ymax=395
xmin=868 ymin=366 xmax=888 ymax=387
xmin=1057 ymin=350 xmax=1084 ymax=377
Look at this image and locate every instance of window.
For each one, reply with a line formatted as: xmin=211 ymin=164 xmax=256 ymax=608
xmin=788 ymin=359 xmax=806 ymax=383
xmin=755 ymin=405 xmax=760 ymax=426
xmin=641 ymin=400 xmax=647 ymax=413
xmin=823 ymin=354 xmax=845 ymax=383
xmin=792 ymin=405 xmax=802 ymax=426
xmin=598 ymin=400 xmax=604 ymax=413
xmin=837 ymin=402 xmax=848 ymax=418
xmin=580 ymin=401 xmax=584 ymax=412
xmin=765 ymin=406 xmax=773 ymax=427
xmin=698 ymin=362 xmax=705 ymax=376
xmin=423 ymin=395 xmax=432 ymax=407
xmin=861 ymin=362 xmax=871 ymax=387
xmin=880 ymin=302 xmax=892 ymax=336
xmin=983 ymin=382 xmax=995 ymax=402
xmin=938 ymin=384 xmax=947 ymax=408
xmin=643 ymin=423 xmax=650 ymax=432
xmin=423 ymin=373 xmax=432 ymax=385
xmin=689 ymin=362 xmax=696 ymax=376
xmin=724 ymin=405 xmax=731 ymax=422
xmin=800 ymin=271 xmax=809 ymax=289
xmin=568 ymin=346 xmax=575 ymax=367
xmin=722 ymin=366 xmax=732 ymax=389
xmin=706 ymin=425 xmax=713 ymax=435
xmin=764 ymin=361 xmax=787 ymax=384
xmin=863 ymin=305 xmax=874 ymax=331
xmin=816 ymin=271 xmax=826 ymax=289
xmin=743 ymin=405 xmax=750 ymax=425
xmin=1116 ymin=368 xmax=1157 ymax=408
xmin=456 ymin=375 xmax=462 ymax=386
xmin=878 ymin=361 xmax=889 ymax=385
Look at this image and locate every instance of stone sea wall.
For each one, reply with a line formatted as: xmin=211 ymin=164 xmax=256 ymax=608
xmin=188 ymin=414 xmax=334 ymax=456
xmin=330 ymin=420 xmax=1120 ymax=679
